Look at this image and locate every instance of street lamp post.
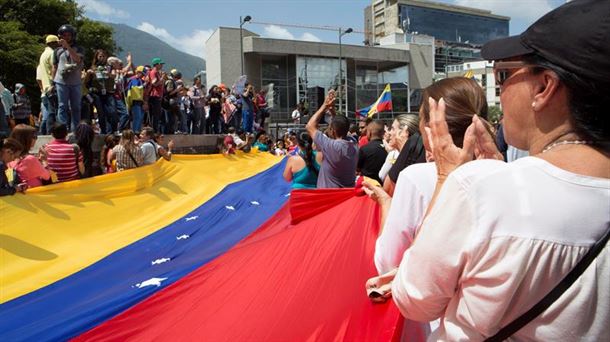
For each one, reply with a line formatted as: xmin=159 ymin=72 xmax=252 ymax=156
xmin=338 ymin=27 xmax=352 ymax=116
xmin=240 ymin=15 xmax=252 ymax=76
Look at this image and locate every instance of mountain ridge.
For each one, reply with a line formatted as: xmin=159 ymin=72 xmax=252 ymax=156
xmin=108 ymin=23 xmax=206 ymax=81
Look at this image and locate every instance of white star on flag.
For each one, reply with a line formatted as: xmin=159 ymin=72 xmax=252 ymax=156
xmin=151 ymin=258 xmax=171 ymax=265
xmin=135 ymin=277 xmax=168 ymax=288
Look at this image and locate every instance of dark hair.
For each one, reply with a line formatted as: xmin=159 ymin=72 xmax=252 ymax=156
xmin=74 ymin=122 xmax=94 ymax=149
xmin=420 ymin=77 xmax=489 ymax=148
xmin=523 ymin=54 xmax=610 ymax=152
xmin=349 ymin=123 xmax=358 ymax=134
xmin=368 ymin=120 xmax=385 ymax=139
xmin=91 ymin=49 xmax=108 ymax=69
xmin=9 ymin=124 xmax=37 ymax=156
xmin=1 ymin=138 xmax=24 ymax=154
xmin=101 ymin=134 xmax=116 ymax=170
xmin=331 ymin=115 xmax=350 ymax=138
xmin=297 ymin=131 xmax=318 ymax=175
xmin=51 ymin=123 xmax=68 ymax=140
xmin=103 ymin=134 xmax=115 ymax=148
xmin=227 ymin=126 xmax=236 ymax=134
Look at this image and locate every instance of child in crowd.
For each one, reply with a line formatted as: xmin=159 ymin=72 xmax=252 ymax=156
xmin=252 ymin=132 xmax=269 ymax=152
xmin=179 ymin=87 xmax=192 ymax=134
xmin=100 ymin=134 xmax=117 ymax=174
xmin=274 ymin=139 xmax=286 ymax=156
xmin=12 ymin=83 xmax=31 ymax=126
xmin=0 ymin=138 xmax=27 ymax=195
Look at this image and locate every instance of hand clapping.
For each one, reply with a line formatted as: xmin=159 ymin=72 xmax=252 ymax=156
xmin=425 ymin=97 xmax=502 ymax=182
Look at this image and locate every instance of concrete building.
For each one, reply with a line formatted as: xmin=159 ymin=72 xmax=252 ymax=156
xmin=446 ymin=60 xmax=501 ymax=107
xmin=205 ymin=27 xmax=434 ymax=122
xmin=365 ymin=0 xmax=509 ymax=76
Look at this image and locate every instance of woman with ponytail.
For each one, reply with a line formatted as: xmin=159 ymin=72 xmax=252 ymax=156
xmin=283 ymin=131 xmax=323 ymax=189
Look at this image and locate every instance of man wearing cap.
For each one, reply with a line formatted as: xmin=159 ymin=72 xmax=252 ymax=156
xmin=148 ymin=57 xmax=164 ymax=133
xmin=37 ymin=34 xmax=60 ymax=134
xmin=52 ymin=24 xmax=85 ymax=131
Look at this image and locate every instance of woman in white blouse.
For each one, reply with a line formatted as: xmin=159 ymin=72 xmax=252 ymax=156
xmin=390 ymin=1 xmax=610 ymax=340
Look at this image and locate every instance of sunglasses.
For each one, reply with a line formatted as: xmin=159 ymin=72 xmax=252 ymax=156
xmin=493 ymin=61 xmax=536 ymax=86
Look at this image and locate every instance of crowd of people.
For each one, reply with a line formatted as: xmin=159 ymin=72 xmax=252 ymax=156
xmin=0 ymin=24 xmax=271 ymax=139
xmin=279 ymin=1 xmax=606 ymax=340
xmin=0 ymin=122 xmax=175 ymax=194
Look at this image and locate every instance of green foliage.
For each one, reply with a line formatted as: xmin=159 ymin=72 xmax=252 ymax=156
xmin=0 ymin=0 xmax=80 ymax=36
xmin=488 ymin=105 xmax=503 ymax=124
xmin=76 ymin=18 xmax=117 ymax=67
xmin=0 ymin=20 xmax=44 ymax=106
xmin=0 ymin=0 xmax=115 ymax=113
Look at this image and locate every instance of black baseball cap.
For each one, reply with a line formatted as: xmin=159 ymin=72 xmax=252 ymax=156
xmin=481 ymin=0 xmax=610 ymax=84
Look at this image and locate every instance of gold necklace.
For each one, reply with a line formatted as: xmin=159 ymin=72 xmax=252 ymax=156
xmin=541 ymin=140 xmax=592 ymax=154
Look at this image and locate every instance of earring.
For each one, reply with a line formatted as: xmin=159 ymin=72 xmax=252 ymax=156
xmin=531 ymin=102 xmax=537 ymax=111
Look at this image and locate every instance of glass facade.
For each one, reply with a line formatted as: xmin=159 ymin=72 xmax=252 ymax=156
xmin=296 ymin=56 xmax=346 ymax=112
xmin=259 ymin=55 xmax=410 ymax=122
xmin=261 ymin=55 xmax=297 ymax=122
xmin=355 ymin=62 xmax=411 ymax=116
xmin=399 ymin=5 xmax=509 ymax=45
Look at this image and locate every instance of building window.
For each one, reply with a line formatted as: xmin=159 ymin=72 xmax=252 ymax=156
xmin=296 ymin=56 xmax=346 ymax=114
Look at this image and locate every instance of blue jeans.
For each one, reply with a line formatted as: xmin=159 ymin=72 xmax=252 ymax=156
xmin=94 ymin=94 xmax=117 ymax=134
xmin=179 ymin=109 xmax=188 ymax=133
xmin=0 ymin=105 xmax=9 ymax=137
xmin=242 ymin=109 xmax=253 ymax=133
xmin=131 ymin=102 xmax=144 ymax=133
xmin=116 ymin=98 xmax=130 ymax=131
xmin=40 ymin=93 xmax=57 ymax=134
xmin=148 ymin=97 xmax=162 ymax=134
xmin=190 ymin=107 xmax=204 ymax=134
xmin=56 ymin=82 xmax=81 ymax=131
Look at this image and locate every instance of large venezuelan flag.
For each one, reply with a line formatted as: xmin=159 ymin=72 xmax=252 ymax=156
xmin=0 ymin=152 xmax=403 ymax=341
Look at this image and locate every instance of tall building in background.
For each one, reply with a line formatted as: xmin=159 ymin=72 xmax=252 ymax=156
xmin=365 ymin=0 xmax=509 ymax=76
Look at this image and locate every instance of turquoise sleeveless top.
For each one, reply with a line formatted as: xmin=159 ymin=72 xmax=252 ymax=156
xmin=291 ymin=152 xmax=320 ymax=189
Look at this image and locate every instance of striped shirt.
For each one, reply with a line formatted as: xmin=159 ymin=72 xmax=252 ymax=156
xmin=112 ymin=144 xmax=144 ymax=171
xmin=45 ymin=140 xmax=82 ymax=182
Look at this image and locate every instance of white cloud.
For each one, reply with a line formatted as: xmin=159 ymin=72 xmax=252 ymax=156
xmin=300 ymin=32 xmax=322 ymax=42
xmin=264 ymin=25 xmax=295 ymax=40
xmin=263 ymin=25 xmax=322 ymax=42
xmin=454 ymin=0 xmax=554 ymax=24
xmin=78 ymin=0 xmax=130 ymax=19
xmin=137 ymin=22 xmax=212 ymax=59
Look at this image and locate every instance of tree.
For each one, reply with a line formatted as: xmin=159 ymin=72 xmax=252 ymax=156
xmin=0 ymin=0 xmax=80 ymax=37
xmin=0 ymin=20 xmax=44 ymax=103
xmin=488 ymin=105 xmax=503 ymax=124
xmin=0 ymin=0 xmax=115 ymax=115
xmin=76 ymin=18 xmax=117 ymax=68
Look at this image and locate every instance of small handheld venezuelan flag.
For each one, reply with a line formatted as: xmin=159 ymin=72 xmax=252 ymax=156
xmin=356 ymin=84 xmax=392 ymax=118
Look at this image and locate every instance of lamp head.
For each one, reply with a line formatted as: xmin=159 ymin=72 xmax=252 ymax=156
xmin=244 ymin=15 xmax=252 ymax=23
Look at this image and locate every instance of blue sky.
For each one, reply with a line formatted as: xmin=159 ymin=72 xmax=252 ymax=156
xmin=77 ymin=0 xmax=565 ymax=59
